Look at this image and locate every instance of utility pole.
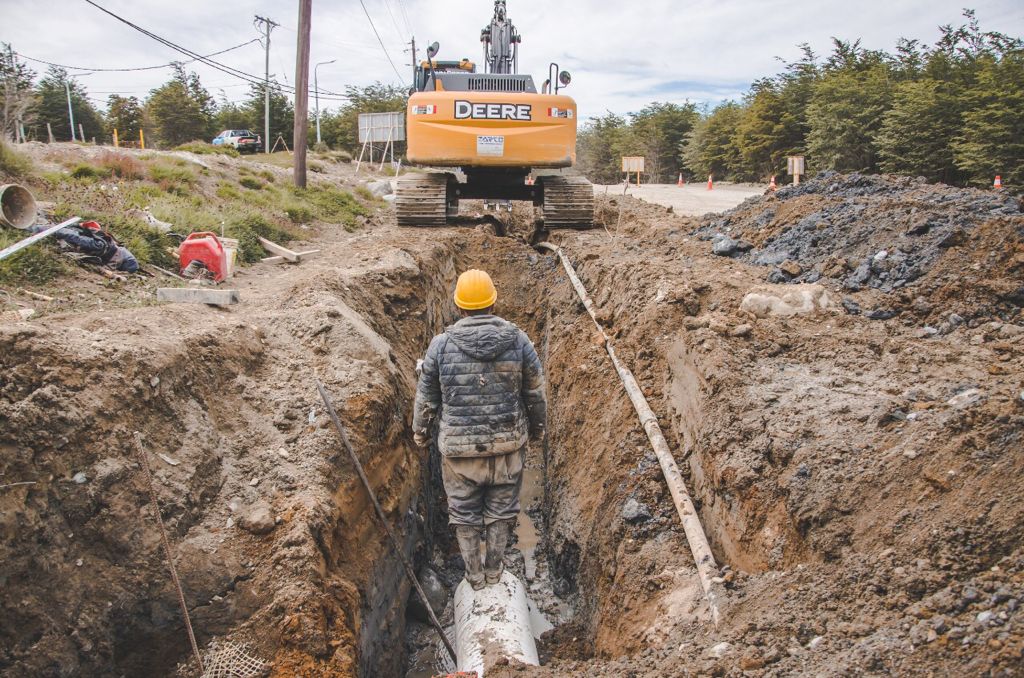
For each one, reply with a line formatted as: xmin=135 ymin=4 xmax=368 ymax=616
xmin=410 ymin=37 xmax=417 ymax=91
xmin=293 ymin=0 xmax=312 ymax=188
xmin=314 ymin=59 xmax=335 ymax=145
xmin=254 ymin=15 xmax=279 ymax=154
xmin=64 ymin=81 xmax=76 ymax=142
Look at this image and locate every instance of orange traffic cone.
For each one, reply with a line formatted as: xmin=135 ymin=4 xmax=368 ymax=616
xmin=769 ymin=175 xmax=777 ymax=192
xmin=677 ymin=172 xmax=685 ymax=187
xmin=707 ymin=174 xmax=713 ymax=191
xmin=994 ymin=175 xmax=1002 ymax=190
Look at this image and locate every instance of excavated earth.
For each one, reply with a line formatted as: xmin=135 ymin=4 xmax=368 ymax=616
xmin=1 ymin=173 xmax=1022 ymax=678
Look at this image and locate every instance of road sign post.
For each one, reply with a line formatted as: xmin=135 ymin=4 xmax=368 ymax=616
xmin=787 ymin=156 xmax=805 ymax=186
xmin=622 ymin=156 xmax=645 ymax=186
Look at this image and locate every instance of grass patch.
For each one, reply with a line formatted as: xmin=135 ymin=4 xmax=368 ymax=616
xmin=354 ymin=186 xmax=376 ymax=202
xmin=226 ymin=214 xmax=296 ymax=263
xmin=284 ymin=205 xmax=314 ymax=223
xmin=258 ymin=170 xmax=275 ymax=182
xmin=149 ymin=164 xmax=196 ymax=194
xmin=175 ymin=141 xmax=240 ymax=157
xmin=239 ymin=176 xmax=264 ymax=190
xmin=309 ymin=161 xmax=325 ymax=174
xmin=70 ymin=163 xmax=111 ymax=181
xmin=216 ymin=183 xmax=242 ymax=200
xmin=294 ymin=185 xmax=370 ymax=230
xmin=0 ymin=232 xmax=67 ymax=286
xmin=0 ymin=140 xmax=33 ymax=178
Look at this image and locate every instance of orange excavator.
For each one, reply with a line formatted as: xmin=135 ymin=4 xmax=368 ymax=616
xmin=397 ymin=0 xmax=594 ymax=229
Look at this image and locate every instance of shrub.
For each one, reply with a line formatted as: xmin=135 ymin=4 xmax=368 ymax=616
xmin=309 ymin=161 xmax=325 ymax=174
xmin=284 ymin=205 xmax=314 ymax=223
xmin=354 ymin=186 xmax=376 ymax=202
xmin=239 ymin=176 xmax=264 ymax=190
xmin=258 ymin=170 xmax=275 ymax=182
xmin=216 ymin=183 xmax=242 ymax=200
xmin=226 ymin=214 xmax=296 ymax=263
xmin=70 ymin=163 xmax=111 ymax=180
xmin=313 ymin=141 xmax=330 ymax=153
xmin=0 ymin=232 xmax=66 ymax=285
xmin=174 ymin=141 xmax=240 ymax=157
xmin=0 ymin=140 xmax=32 ymax=178
xmin=96 ymin=151 xmax=145 ymax=180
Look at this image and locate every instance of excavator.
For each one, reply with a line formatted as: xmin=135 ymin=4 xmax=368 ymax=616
xmin=396 ymin=0 xmax=594 ymax=229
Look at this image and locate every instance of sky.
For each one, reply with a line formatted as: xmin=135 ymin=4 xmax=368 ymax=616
xmin=2 ymin=0 xmax=1022 ymax=122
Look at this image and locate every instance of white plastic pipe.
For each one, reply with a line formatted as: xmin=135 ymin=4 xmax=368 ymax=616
xmin=454 ymin=570 xmax=539 ymax=675
xmin=536 ymin=241 xmax=723 ymax=626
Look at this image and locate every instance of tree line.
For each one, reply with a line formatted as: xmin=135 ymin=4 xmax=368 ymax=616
xmin=0 ymin=46 xmax=407 ymax=153
xmin=578 ymin=11 xmax=1023 ymax=188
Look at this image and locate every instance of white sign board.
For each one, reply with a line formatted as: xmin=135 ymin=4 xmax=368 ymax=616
xmin=477 ymin=135 xmax=505 ymax=157
xmin=358 ymin=112 xmax=406 ymax=143
xmin=787 ymin=156 xmax=805 ymax=175
xmin=622 ymin=156 xmax=645 ymax=173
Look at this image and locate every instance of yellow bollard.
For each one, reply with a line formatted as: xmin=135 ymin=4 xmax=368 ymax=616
xmin=113 ymin=128 xmax=119 ymax=148
xmin=139 ymin=128 xmax=145 ymax=150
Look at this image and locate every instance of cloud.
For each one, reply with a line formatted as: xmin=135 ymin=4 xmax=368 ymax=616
xmin=1 ymin=0 xmax=1021 ymax=119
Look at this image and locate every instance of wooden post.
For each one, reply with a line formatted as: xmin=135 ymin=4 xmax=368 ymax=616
xmin=78 ymin=123 xmax=85 ymax=142
xmin=139 ymin=128 xmax=145 ymax=149
xmin=46 ymin=123 xmax=54 ymax=143
xmin=113 ymin=128 xmax=119 ymax=148
xmin=293 ymin=0 xmax=312 ymax=188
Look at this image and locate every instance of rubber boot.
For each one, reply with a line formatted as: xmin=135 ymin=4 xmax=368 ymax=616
xmin=484 ymin=519 xmax=512 ymax=585
xmin=455 ymin=526 xmax=485 ymax=590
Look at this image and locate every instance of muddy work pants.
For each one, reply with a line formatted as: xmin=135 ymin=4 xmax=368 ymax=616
xmin=441 ymin=447 xmax=524 ymax=526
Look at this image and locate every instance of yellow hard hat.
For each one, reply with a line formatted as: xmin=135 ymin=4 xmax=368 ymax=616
xmin=454 ymin=269 xmax=497 ymax=310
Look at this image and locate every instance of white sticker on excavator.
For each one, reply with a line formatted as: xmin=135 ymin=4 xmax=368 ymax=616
xmin=477 ymin=135 xmax=505 ymax=157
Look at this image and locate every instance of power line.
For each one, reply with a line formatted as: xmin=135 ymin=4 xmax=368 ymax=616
xmin=13 ymin=39 xmax=259 ymax=73
xmin=82 ymin=0 xmax=352 ymax=102
xmin=380 ymin=0 xmax=407 ymax=45
xmin=394 ymin=0 xmax=414 ymax=37
xmin=357 ymin=0 xmax=407 ymax=85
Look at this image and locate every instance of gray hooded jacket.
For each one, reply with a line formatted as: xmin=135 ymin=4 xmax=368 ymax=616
xmin=413 ymin=315 xmax=546 ymax=458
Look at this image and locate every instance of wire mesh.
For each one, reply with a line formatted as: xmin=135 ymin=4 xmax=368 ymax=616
xmin=200 ymin=640 xmax=268 ymax=678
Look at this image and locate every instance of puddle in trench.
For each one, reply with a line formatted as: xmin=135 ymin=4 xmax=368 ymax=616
xmin=404 ymin=450 xmax=568 ymax=676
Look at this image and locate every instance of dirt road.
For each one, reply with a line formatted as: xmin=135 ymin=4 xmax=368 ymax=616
xmin=595 ymin=182 xmax=763 ymax=215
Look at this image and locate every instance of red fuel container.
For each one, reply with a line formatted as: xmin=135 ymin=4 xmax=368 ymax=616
xmin=178 ymin=232 xmax=227 ymax=282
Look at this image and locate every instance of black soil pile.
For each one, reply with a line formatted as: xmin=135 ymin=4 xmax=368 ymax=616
xmin=695 ymin=172 xmax=1024 ymax=323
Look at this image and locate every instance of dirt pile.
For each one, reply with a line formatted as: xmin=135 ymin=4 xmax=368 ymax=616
xmin=695 ymin=172 xmax=1024 ymax=324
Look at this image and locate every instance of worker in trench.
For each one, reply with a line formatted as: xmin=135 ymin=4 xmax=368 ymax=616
xmin=413 ymin=269 xmax=547 ymax=590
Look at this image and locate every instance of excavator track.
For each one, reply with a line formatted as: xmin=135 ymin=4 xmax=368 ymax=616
xmin=396 ymin=173 xmax=454 ymax=227
xmin=541 ymin=176 xmax=595 ymax=229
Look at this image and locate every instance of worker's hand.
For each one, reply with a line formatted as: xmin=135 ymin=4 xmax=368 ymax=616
xmin=413 ymin=431 xmax=430 ymax=449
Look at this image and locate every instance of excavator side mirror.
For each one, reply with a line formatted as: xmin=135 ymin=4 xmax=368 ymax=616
xmin=427 ymin=42 xmax=440 ymax=58
xmin=559 ymin=71 xmax=572 ymax=87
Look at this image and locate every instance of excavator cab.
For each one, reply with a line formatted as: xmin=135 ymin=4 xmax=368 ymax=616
xmin=397 ymin=0 xmax=594 ymax=229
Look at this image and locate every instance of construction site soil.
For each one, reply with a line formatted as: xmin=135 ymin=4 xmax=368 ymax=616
xmin=1 ymin=161 xmax=1021 ymax=678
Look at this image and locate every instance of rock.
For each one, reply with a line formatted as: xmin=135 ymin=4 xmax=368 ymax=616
xmin=705 ymin=642 xmax=732 ymax=659
xmin=150 ymin=376 xmax=160 ymax=388
xmin=841 ymin=297 xmax=861 ymax=315
xmin=931 ymin=616 xmax=949 ymax=634
xmin=622 ymin=497 xmax=652 ymax=523
xmin=408 ymin=566 xmax=448 ymax=623
xmin=729 ymin=324 xmax=752 ymax=338
xmin=946 ymin=389 xmax=982 ymax=410
xmin=976 ymin=610 xmax=994 ymax=624
xmin=938 ymin=228 xmax=967 ymax=248
xmin=237 ymin=500 xmax=276 ymax=535
xmin=999 ymin=324 xmax=1024 ymax=337
xmin=780 ymin=260 xmax=803 ymax=277
xmin=866 ymin=308 xmax=899 ymax=320
xmin=739 ymin=284 xmax=834 ymax=318
xmin=807 ymin=636 xmax=825 ymax=650
xmin=739 ymin=654 xmax=765 ymax=670
xmin=72 ymin=472 xmax=88 ymax=484
xmin=712 ymin=235 xmax=739 ymax=256
xmin=249 ymin=477 xmax=260 ymax=486
xmin=796 ymin=464 xmax=811 ymax=479
xmin=366 ymin=180 xmax=393 ymax=197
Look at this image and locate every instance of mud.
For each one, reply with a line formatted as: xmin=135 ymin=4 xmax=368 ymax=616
xmin=2 ymin=158 xmax=1022 ymax=677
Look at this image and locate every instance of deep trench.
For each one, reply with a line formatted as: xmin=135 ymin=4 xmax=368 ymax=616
xmin=0 ymin=226 xmax=775 ymax=678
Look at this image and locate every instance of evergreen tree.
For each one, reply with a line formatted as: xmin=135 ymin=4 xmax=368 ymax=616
xmin=244 ymin=80 xmax=294 ymax=148
xmin=954 ymin=50 xmax=1024 ymax=187
xmin=105 ymin=95 xmax=143 ymax=140
xmin=576 ymin=112 xmax=628 ymax=184
xmin=318 ymin=82 xmax=407 ymax=153
xmin=1 ymin=44 xmax=37 ymax=142
xmin=681 ymin=102 xmax=744 ymax=180
xmin=876 ymin=79 xmax=960 ymax=182
xmin=146 ymin=64 xmax=214 ymax=147
xmin=33 ymin=66 xmax=104 ymax=142
xmin=628 ymin=102 xmax=699 ymax=182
